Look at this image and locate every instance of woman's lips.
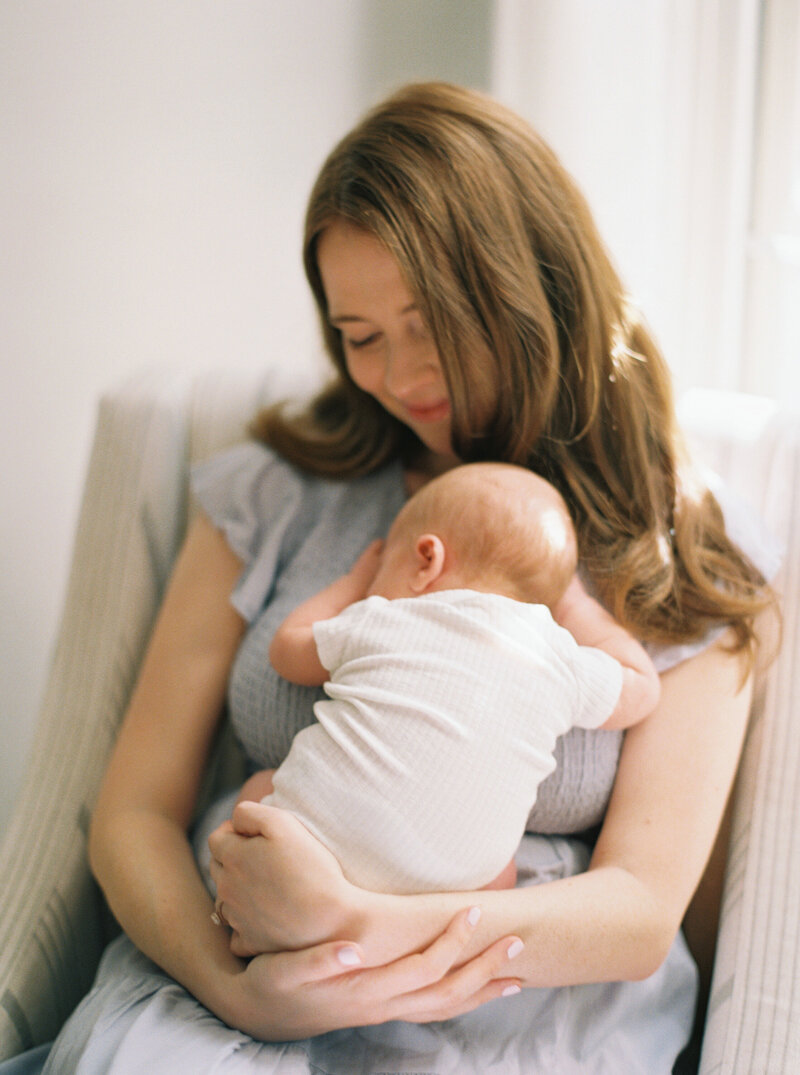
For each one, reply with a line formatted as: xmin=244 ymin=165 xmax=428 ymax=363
xmin=404 ymin=400 xmax=450 ymax=423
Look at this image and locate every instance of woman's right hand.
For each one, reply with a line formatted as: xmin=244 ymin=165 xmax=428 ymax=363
xmin=226 ymin=907 xmax=524 ymax=1041
xmin=209 ymin=801 xmax=360 ymax=955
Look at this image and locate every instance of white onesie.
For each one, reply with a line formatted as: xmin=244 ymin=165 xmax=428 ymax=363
xmin=265 ymin=589 xmax=622 ymax=893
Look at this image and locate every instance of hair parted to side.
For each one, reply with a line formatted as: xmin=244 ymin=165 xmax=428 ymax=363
xmin=394 ymin=462 xmax=578 ymax=608
xmin=252 ymin=81 xmax=776 ymax=663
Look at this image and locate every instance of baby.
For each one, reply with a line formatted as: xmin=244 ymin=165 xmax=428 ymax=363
xmin=241 ymin=462 xmax=660 ymax=894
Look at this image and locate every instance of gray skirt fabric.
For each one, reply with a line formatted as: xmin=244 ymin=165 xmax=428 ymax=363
xmin=42 ymin=823 xmax=697 ymax=1074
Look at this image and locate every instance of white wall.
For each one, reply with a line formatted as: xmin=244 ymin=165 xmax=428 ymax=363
xmin=4 ymin=0 xmax=794 ymax=835
xmin=0 ymin=1 xmax=491 ymax=834
xmin=0 ymin=1 xmax=365 ymax=833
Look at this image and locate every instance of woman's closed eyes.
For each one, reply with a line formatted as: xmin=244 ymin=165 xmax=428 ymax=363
xmin=345 ymin=333 xmax=381 ymax=350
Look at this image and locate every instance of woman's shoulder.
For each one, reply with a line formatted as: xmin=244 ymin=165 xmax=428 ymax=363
xmin=191 ymin=442 xmax=313 ymax=563
xmin=192 ymin=439 xmax=306 ymax=494
xmin=191 ymin=441 xmax=406 ymax=622
xmin=192 ymin=440 xmax=407 ymax=506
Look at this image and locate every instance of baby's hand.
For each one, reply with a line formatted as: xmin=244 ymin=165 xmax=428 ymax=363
xmin=347 ymin=539 xmax=384 ymax=598
xmin=552 ymin=574 xmax=591 ymax=629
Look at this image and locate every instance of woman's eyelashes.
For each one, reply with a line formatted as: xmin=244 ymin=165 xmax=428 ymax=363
xmin=345 ymin=332 xmax=380 ymax=350
xmin=342 ymin=316 xmax=430 ymax=351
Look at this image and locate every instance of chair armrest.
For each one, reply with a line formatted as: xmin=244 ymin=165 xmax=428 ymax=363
xmin=0 ymin=369 xmax=193 ymax=1058
xmin=679 ymin=390 xmax=800 ymax=1074
xmin=0 ymin=359 xmax=321 ymax=1059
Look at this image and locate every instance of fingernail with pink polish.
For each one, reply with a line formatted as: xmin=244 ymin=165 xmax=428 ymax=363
xmin=467 ymin=906 xmax=482 ymax=927
xmin=506 ymin=939 xmax=524 ymax=960
xmin=502 ymin=984 xmax=521 ymax=997
xmin=337 ymin=946 xmax=362 ymax=967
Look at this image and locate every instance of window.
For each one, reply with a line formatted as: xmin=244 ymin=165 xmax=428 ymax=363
xmin=491 ymin=0 xmax=799 ymax=409
xmin=742 ymin=0 xmax=800 ymax=406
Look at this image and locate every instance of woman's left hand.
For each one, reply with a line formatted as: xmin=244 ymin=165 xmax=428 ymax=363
xmin=227 ymin=907 xmax=523 ymax=1040
xmin=208 ymin=800 xmax=359 ymax=958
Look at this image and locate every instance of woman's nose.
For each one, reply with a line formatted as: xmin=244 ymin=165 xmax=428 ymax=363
xmin=384 ymin=339 xmax=438 ymax=398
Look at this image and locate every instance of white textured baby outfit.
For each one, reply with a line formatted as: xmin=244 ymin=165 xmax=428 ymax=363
xmin=266 ymin=589 xmax=622 ymax=893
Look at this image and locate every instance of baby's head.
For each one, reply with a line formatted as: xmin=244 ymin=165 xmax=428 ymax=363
xmin=368 ymin=462 xmax=577 ymax=607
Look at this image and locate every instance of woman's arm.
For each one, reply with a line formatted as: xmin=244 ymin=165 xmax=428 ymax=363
xmin=89 ymin=515 xmax=500 ymax=1039
xmin=90 ymin=513 xmax=521 ymax=1040
xmin=88 ymin=513 xmax=252 ymax=1016
xmin=212 ymin=630 xmax=750 ymax=1012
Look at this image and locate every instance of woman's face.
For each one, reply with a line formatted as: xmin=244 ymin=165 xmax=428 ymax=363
xmin=316 ymin=220 xmax=459 ymax=468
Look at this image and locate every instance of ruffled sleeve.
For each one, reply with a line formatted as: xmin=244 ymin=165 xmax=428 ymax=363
xmin=191 ymin=442 xmax=309 ymax=622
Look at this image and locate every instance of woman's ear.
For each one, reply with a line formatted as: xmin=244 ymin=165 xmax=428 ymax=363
xmin=410 ymin=533 xmax=446 ymax=593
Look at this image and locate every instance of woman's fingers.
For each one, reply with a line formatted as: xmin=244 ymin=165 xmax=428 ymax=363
xmin=404 ymin=976 xmax=523 ymax=1024
xmin=209 ymin=802 xmax=356 ymax=956
xmin=207 ymin=818 xmax=235 ymax=857
xmin=230 ymin=800 xmax=322 ymax=848
xmin=365 ymin=906 xmax=523 ymax=1013
xmin=265 ymin=941 xmax=366 ymax=990
xmin=231 ymin=799 xmax=277 ymax=838
xmin=373 ymin=905 xmax=484 ymax=994
xmin=397 ymin=932 xmax=525 ymax=1022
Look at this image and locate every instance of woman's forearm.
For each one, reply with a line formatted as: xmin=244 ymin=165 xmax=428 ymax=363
xmin=90 ymin=809 xmax=245 ymax=1019
xmin=350 ymin=864 xmax=671 ymax=987
xmin=86 ymin=513 xmax=251 ymax=1021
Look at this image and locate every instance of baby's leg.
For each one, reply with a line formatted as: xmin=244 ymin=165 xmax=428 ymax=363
xmin=481 ymin=858 xmax=517 ymax=890
xmin=235 ymin=768 xmax=276 ymax=806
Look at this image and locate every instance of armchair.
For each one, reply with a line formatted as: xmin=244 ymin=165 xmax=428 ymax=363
xmin=0 ymin=368 xmax=797 ymax=1072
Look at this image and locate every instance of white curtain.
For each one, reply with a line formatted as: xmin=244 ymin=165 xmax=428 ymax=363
xmin=743 ymin=0 xmax=800 ymax=406
xmin=491 ymin=0 xmax=797 ymax=408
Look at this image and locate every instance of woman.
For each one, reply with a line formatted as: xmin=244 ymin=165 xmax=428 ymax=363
xmin=36 ymin=82 xmax=775 ymax=1073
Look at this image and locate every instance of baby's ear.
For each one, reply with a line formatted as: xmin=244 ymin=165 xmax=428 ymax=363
xmin=411 ymin=533 xmax=446 ymax=593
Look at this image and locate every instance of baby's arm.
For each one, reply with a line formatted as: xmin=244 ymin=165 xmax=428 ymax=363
xmin=553 ymin=575 xmax=661 ymax=730
xmin=268 ymin=539 xmax=383 ymax=686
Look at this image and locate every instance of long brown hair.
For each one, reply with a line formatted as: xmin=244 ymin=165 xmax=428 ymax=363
xmin=253 ymin=82 xmax=775 ymax=663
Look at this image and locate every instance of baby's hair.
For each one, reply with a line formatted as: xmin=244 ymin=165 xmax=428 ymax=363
xmin=396 ymin=463 xmax=577 ymax=608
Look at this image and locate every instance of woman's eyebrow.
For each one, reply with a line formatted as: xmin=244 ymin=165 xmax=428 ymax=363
xmin=329 ymin=303 xmax=418 ymax=326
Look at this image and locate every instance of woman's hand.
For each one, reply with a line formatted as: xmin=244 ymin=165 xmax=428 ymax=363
xmin=226 ymin=907 xmax=524 ymax=1041
xmin=208 ymin=800 xmax=360 ymax=957
xmin=210 ymin=801 xmax=524 ymax=1038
